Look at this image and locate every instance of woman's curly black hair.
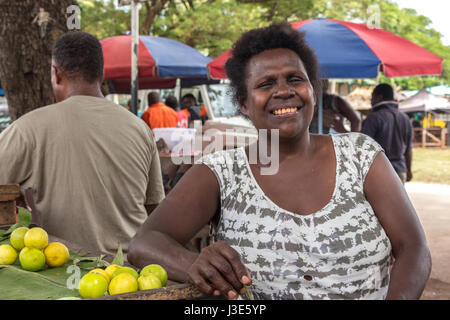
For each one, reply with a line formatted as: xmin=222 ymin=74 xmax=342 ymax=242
xmin=52 ymin=31 xmax=104 ymax=83
xmin=225 ymin=22 xmax=321 ymax=107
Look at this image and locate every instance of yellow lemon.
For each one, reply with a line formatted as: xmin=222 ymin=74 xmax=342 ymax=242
xmin=19 ymin=247 xmax=46 ymax=271
xmin=140 ymin=264 xmax=168 ymax=286
xmin=0 ymin=244 xmax=18 ymax=265
xmin=10 ymin=227 xmax=29 ymax=251
xmin=43 ymin=242 xmax=69 ymax=267
xmin=23 ymin=227 xmax=48 ymax=250
xmin=78 ymin=273 xmax=108 ymax=299
xmin=104 ymin=264 xmax=120 ymax=279
xmin=111 ymin=266 xmax=139 ymax=280
xmin=137 ymin=273 xmax=162 ymax=291
xmin=108 ymin=273 xmax=138 ymax=295
xmin=89 ymin=268 xmax=110 ymax=284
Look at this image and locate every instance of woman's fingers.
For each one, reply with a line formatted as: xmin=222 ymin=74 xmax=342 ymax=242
xmin=208 ymin=253 xmax=244 ymax=296
xmin=187 ymin=241 xmax=251 ymax=299
xmin=216 ymin=241 xmax=252 ymax=286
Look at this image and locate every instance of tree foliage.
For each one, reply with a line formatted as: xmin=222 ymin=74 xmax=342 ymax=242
xmin=66 ymin=0 xmax=450 ymax=88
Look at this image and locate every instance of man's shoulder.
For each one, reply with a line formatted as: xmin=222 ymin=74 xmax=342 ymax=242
xmin=15 ymin=100 xmax=66 ymax=126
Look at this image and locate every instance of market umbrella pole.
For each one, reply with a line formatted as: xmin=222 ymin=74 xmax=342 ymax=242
xmin=130 ymin=0 xmax=139 ymax=115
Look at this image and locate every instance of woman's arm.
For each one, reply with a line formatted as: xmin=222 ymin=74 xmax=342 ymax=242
xmin=127 ymin=164 xmax=251 ymax=299
xmin=364 ymin=152 xmax=431 ymax=299
xmin=335 ymin=96 xmax=362 ymax=132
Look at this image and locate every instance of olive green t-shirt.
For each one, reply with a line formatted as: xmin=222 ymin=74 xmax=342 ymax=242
xmin=0 ymin=96 xmax=165 ymax=256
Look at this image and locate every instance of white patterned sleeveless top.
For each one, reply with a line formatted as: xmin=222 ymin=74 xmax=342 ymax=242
xmin=197 ymin=133 xmax=392 ymax=300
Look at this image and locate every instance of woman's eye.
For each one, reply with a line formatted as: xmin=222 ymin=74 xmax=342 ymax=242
xmin=257 ymin=81 xmax=273 ymax=88
xmin=289 ymin=77 xmax=304 ymax=83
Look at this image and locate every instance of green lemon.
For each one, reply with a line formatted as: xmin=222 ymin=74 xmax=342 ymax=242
xmin=19 ymin=247 xmax=46 ymax=271
xmin=137 ymin=273 xmax=162 ymax=291
xmin=140 ymin=264 xmax=168 ymax=286
xmin=78 ymin=273 xmax=108 ymax=299
xmin=0 ymin=244 xmax=18 ymax=265
xmin=111 ymin=266 xmax=139 ymax=280
xmin=89 ymin=268 xmax=110 ymax=284
xmin=10 ymin=227 xmax=29 ymax=251
xmin=23 ymin=227 xmax=48 ymax=250
xmin=108 ymin=273 xmax=138 ymax=295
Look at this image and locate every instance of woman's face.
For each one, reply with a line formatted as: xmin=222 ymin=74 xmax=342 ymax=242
xmin=240 ymin=48 xmax=315 ymax=139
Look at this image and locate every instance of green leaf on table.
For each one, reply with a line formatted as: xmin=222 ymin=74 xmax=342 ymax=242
xmin=111 ymin=243 xmax=124 ymax=266
xmin=71 ymin=254 xmax=109 ymax=270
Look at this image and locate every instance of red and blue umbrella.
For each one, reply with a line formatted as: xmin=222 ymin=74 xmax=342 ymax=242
xmin=208 ymin=18 xmax=443 ymax=79
xmin=101 ymin=35 xmax=212 ymax=92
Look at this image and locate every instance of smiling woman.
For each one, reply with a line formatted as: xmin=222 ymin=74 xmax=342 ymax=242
xmin=127 ymin=22 xmax=432 ymax=300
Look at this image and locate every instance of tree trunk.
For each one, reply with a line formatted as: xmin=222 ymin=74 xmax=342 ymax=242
xmin=0 ymin=0 xmax=75 ymax=121
xmin=141 ymin=0 xmax=170 ymax=35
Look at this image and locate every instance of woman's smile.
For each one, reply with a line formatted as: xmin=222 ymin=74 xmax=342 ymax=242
xmin=269 ymin=105 xmax=302 ymax=117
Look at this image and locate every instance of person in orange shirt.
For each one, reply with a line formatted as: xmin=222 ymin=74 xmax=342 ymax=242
xmin=141 ymin=92 xmax=178 ymax=130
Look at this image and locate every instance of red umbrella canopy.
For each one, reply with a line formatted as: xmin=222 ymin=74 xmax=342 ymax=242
xmin=207 ymin=18 xmax=443 ymax=79
xmin=101 ymin=35 xmax=211 ymax=79
xmin=100 ymin=35 xmax=213 ymax=93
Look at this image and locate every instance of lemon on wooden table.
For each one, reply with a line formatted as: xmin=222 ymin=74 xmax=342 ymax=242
xmin=137 ymin=273 xmax=162 ymax=291
xmin=104 ymin=264 xmax=120 ymax=279
xmin=140 ymin=264 xmax=168 ymax=286
xmin=111 ymin=266 xmax=139 ymax=280
xmin=44 ymin=242 xmax=69 ymax=267
xmin=0 ymin=244 xmax=18 ymax=265
xmin=9 ymin=227 xmax=29 ymax=251
xmin=23 ymin=227 xmax=48 ymax=250
xmin=19 ymin=247 xmax=46 ymax=271
xmin=108 ymin=273 xmax=138 ymax=295
xmin=89 ymin=268 xmax=111 ymax=284
xmin=78 ymin=273 xmax=108 ymax=299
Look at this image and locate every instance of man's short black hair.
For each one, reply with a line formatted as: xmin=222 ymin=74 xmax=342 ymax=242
xmin=181 ymin=93 xmax=196 ymax=102
xmin=225 ymin=22 xmax=321 ymax=106
xmin=165 ymin=95 xmax=179 ymax=110
xmin=52 ymin=31 xmax=104 ymax=83
xmin=373 ymin=83 xmax=394 ymax=101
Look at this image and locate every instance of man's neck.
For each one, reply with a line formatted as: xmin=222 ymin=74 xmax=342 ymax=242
xmin=373 ymin=100 xmax=397 ymax=109
xmin=64 ymin=82 xmax=104 ymax=100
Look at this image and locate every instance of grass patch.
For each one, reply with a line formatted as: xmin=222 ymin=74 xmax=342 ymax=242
xmin=412 ymin=148 xmax=450 ymax=185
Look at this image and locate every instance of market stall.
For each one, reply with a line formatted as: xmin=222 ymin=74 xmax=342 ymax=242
xmin=0 ymin=184 xmax=209 ymax=300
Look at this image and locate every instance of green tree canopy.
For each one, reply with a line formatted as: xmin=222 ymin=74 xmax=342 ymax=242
xmin=79 ymin=0 xmax=450 ymax=88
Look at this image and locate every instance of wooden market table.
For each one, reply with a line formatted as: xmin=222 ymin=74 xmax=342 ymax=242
xmin=0 ymin=184 xmax=212 ymax=300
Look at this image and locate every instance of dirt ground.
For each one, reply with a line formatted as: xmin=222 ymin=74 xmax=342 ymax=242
xmin=405 ymin=182 xmax=450 ymax=300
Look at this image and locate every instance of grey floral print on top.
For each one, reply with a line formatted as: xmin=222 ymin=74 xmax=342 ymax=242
xmin=197 ymin=132 xmax=393 ymax=300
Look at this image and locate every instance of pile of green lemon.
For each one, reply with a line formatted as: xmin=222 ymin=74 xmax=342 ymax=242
xmin=79 ymin=264 xmax=168 ymax=298
xmin=0 ymin=227 xmax=69 ymax=271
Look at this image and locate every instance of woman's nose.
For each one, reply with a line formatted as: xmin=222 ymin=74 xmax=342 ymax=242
xmin=274 ymin=81 xmax=294 ymax=98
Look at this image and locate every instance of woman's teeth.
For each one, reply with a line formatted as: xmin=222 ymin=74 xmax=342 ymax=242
xmin=272 ymin=107 xmax=298 ymax=115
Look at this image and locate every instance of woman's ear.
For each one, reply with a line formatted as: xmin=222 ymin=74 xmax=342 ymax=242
xmin=239 ymin=95 xmax=250 ymax=117
xmin=240 ymin=103 xmax=249 ymax=117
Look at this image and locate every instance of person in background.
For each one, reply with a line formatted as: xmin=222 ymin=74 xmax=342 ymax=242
xmin=165 ymin=95 xmax=188 ymax=128
xmin=126 ymin=98 xmax=141 ymax=112
xmin=0 ymin=31 xmax=165 ymax=256
xmin=310 ymin=79 xmax=362 ymax=134
xmin=127 ymin=23 xmax=430 ymax=300
xmin=361 ymin=83 xmax=413 ymax=184
xmin=181 ymin=93 xmax=207 ymax=124
xmin=141 ymin=92 xmax=178 ymax=130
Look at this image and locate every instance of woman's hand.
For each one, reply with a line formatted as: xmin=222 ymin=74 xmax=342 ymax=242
xmin=187 ymin=241 xmax=252 ymax=300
